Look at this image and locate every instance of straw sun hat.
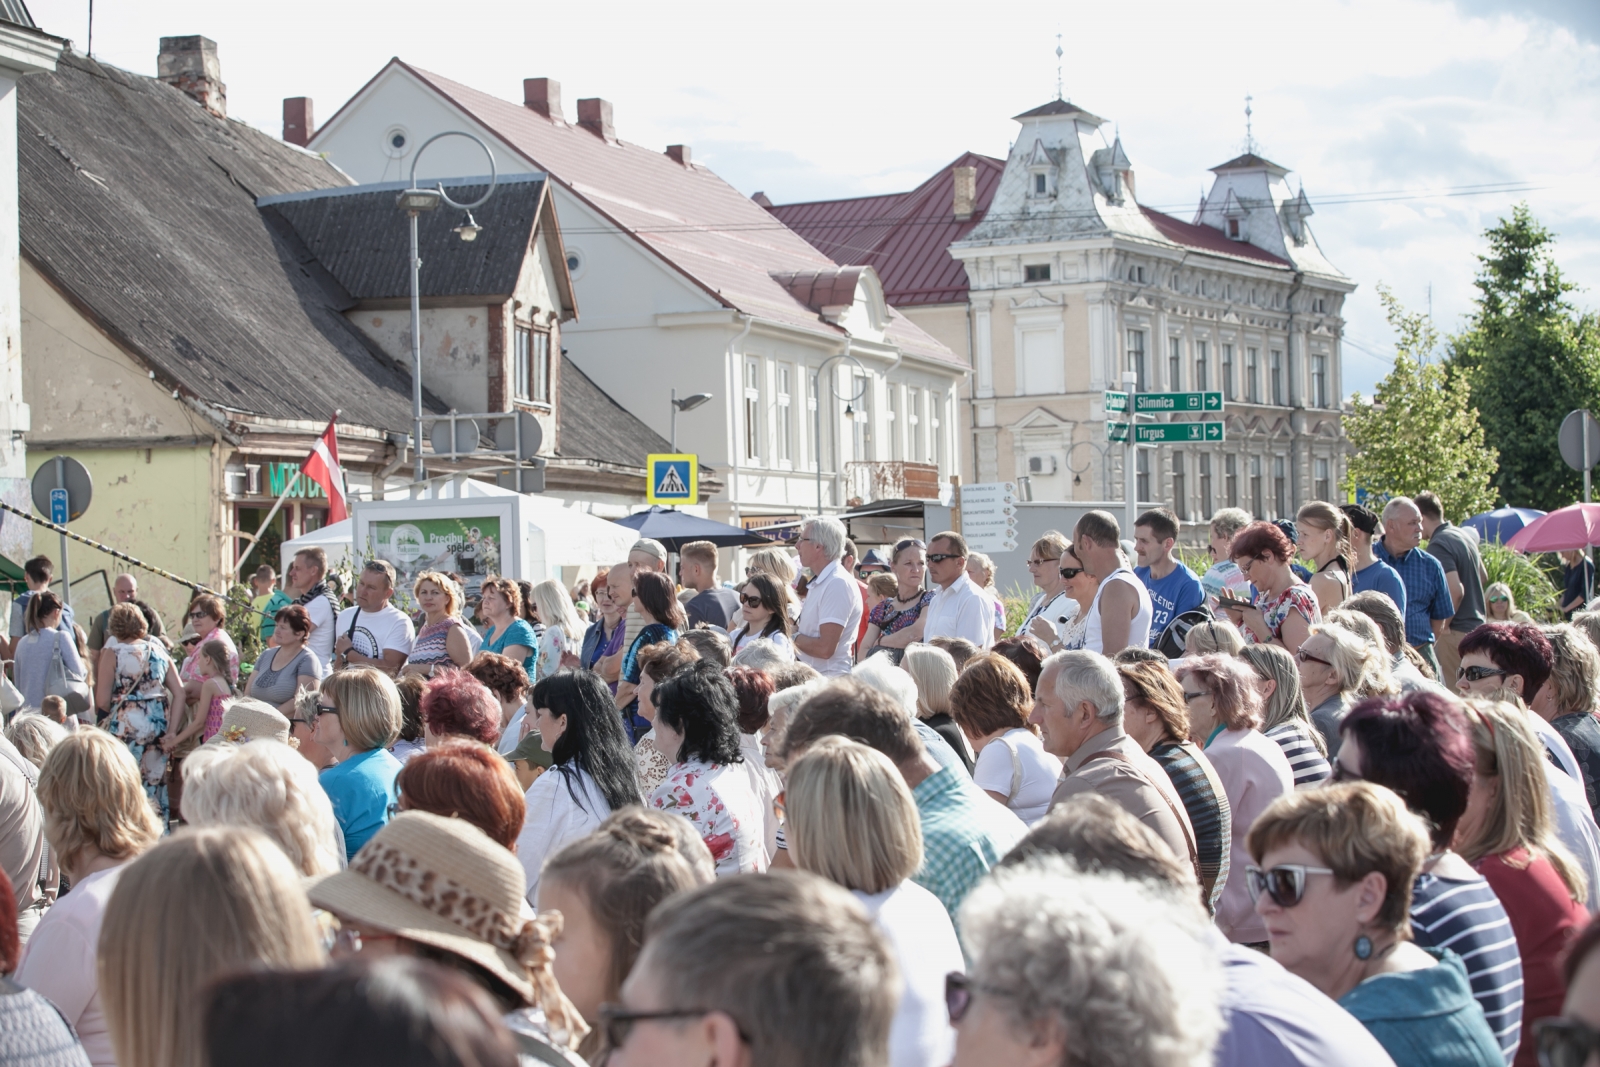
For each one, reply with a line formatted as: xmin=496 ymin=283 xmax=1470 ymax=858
xmin=206 ymin=697 xmax=292 ymax=746
xmin=308 ymin=810 xmax=587 ymax=1044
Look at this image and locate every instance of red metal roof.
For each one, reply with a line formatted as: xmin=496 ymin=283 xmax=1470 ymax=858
xmin=1139 ymin=206 xmax=1293 ymax=268
xmin=767 ymin=153 xmax=1005 ymax=307
xmin=356 ymin=62 xmax=960 ymax=368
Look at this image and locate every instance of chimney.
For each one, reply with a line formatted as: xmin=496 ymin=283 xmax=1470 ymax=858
xmin=665 ymin=144 xmax=691 ymax=166
xmin=751 ymin=191 xmax=773 ymax=208
xmin=523 ymin=78 xmax=562 ymax=120
xmin=282 ymin=97 xmax=314 ymax=146
xmin=952 ymin=165 xmax=976 ymax=221
xmin=576 ymin=98 xmax=615 ymax=142
xmin=158 ymin=36 xmax=226 ymax=118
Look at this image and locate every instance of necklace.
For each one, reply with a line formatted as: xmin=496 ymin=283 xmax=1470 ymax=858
xmin=894 ymin=590 xmax=922 ymax=604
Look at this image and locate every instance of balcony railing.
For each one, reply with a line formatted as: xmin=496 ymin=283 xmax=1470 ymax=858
xmin=844 ymin=461 xmax=941 ymax=506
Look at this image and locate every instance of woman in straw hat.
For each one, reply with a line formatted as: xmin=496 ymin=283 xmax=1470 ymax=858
xmin=309 ymin=810 xmax=589 ymax=1065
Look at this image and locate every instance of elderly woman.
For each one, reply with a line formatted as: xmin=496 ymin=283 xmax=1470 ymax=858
xmin=244 ymin=604 xmax=323 ymax=716
xmin=1296 ymin=621 xmax=1392 ymax=757
xmin=1240 ymin=642 xmax=1331 ymax=787
xmin=787 ymin=736 xmax=964 ymax=1067
xmin=965 ymin=551 xmax=1007 ymax=643
xmin=860 ymin=538 xmax=934 ymax=663
xmin=1486 ymin=582 xmax=1535 ymax=624
xmin=629 ymin=641 xmax=700 ymax=796
xmin=1184 ymin=617 xmax=1246 ymax=657
xmin=404 ymin=570 xmax=474 ymax=676
xmin=1532 ymin=623 xmax=1600 ymax=823
xmin=949 ymin=653 xmax=1062 ymax=825
xmin=1457 ymin=699 xmax=1589 ymax=1067
xmin=1174 ymin=653 xmax=1294 ymax=945
xmin=1016 ymin=532 xmax=1077 ymax=647
xmin=420 ymin=669 xmax=501 ymax=748
xmin=94 ymin=602 xmax=183 ymax=822
xmin=1247 ymin=781 xmax=1502 ymax=1066
xmin=479 ymin=576 xmax=538 ymax=678
xmin=901 ymin=642 xmax=974 ymax=772
xmin=951 ymin=855 xmax=1222 ymax=1067
xmin=1337 ymin=691 xmax=1526 ymax=1062
xmin=1117 ymin=657 xmax=1232 ymax=912
xmin=649 ymin=660 xmax=767 ymax=875
xmin=181 ymin=733 xmax=343 ymax=877
xmin=580 ymin=566 xmax=626 ymax=675
xmin=1222 ymin=521 xmax=1321 ymax=652
xmin=15 ymin=731 xmax=161 ymax=1067
xmin=314 ymin=667 xmax=404 ymax=860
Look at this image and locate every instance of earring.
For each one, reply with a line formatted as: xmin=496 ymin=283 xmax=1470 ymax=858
xmin=1353 ymin=935 xmax=1373 ymax=961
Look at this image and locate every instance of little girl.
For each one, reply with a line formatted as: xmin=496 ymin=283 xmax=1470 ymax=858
xmin=178 ymin=639 xmax=234 ymax=745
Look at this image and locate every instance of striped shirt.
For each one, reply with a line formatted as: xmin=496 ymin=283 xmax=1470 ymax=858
xmin=1264 ymin=721 xmax=1332 ymax=788
xmin=1149 ymin=739 xmax=1232 ymax=914
xmin=1411 ymin=870 xmax=1524 ymax=1064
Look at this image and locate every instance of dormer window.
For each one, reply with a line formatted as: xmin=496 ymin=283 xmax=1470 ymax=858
xmin=1227 ymin=219 xmax=1241 ymax=239
xmin=1025 ymin=264 xmax=1050 ymax=282
xmin=1034 ymin=174 xmax=1047 ymax=196
xmin=1024 ymin=140 xmax=1057 ymax=200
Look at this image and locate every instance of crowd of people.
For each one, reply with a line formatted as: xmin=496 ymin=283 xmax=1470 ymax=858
xmin=1 ymin=498 xmax=1600 ymax=1067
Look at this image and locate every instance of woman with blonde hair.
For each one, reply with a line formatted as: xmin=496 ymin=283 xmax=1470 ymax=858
xmin=1296 ymin=501 xmax=1353 ymax=616
xmin=1458 ymin=698 xmax=1589 ymax=1067
xmin=1322 ymin=609 xmax=1401 ymax=698
xmin=314 ymin=667 xmax=403 ymax=860
xmin=404 ymin=570 xmax=473 ymax=676
xmin=181 ymin=737 xmax=343 ymax=877
xmin=786 ymin=735 xmax=964 ymax=1067
xmin=746 ymin=546 xmax=797 ymax=588
xmin=16 ymin=730 xmax=160 ymax=1067
xmin=1239 ymin=642 xmax=1331 ymax=787
xmin=1296 ymin=621 xmax=1394 ymax=758
xmin=4 ymin=711 xmax=66 ymax=769
xmin=99 ymin=827 xmax=324 ymax=1067
xmin=1485 ymin=582 xmax=1535 ymax=624
xmin=900 ymin=642 xmax=972 ymax=773
xmin=528 ymin=578 xmax=584 ymax=683
xmin=94 ymin=602 xmax=182 ymax=823
xmin=1184 ymin=617 xmax=1246 ymax=657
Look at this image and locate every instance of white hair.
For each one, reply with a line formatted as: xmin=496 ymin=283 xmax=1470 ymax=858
xmin=1310 ymin=622 xmax=1395 ymax=696
xmin=5 ymin=711 xmax=68 ymax=769
xmin=767 ymin=679 xmax=828 ymax=721
xmin=1382 ymin=496 xmax=1418 ymax=522
xmin=801 ymin=517 xmax=847 ymax=562
xmin=1046 ymin=649 xmax=1124 ymax=723
xmin=181 ymin=739 xmax=342 ymax=876
xmin=530 ymin=578 xmax=584 ymax=646
xmin=960 ymin=856 xmax=1223 ymax=1067
xmin=731 ymin=637 xmax=791 ymax=672
xmin=851 ymin=653 xmax=919 ymax=720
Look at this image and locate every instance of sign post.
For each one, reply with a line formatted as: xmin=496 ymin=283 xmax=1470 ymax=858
xmin=646 ymin=454 xmax=698 ymax=506
xmin=1560 ymin=409 xmax=1600 ymax=504
xmin=1132 ymin=391 xmax=1223 ymax=414
xmin=31 ymin=455 xmax=93 ymax=608
xmin=958 ymin=482 xmax=1019 ymax=554
xmin=1121 ymin=373 xmax=1139 ymax=539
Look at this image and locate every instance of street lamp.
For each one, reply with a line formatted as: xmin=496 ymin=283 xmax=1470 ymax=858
xmin=815 ymin=352 xmax=867 ymax=516
xmin=670 ymin=389 xmax=713 ymax=452
xmin=398 ymin=131 xmax=499 ymax=482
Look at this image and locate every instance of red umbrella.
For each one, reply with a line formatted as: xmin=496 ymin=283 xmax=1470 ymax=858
xmin=1506 ymin=503 xmax=1600 ymax=553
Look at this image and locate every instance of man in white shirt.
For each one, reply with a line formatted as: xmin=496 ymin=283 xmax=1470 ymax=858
xmin=286 ymin=547 xmax=339 ymax=676
xmin=921 ymin=531 xmax=994 ymax=649
xmin=792 ymin=517 xmax=862 ymax=677
xmin=333 ymin=560 xmax=416 ymax=675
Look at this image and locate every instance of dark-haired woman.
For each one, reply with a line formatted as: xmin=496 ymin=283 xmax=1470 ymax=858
xmin=615 ymin=571 xmax=684 ymax=743
xmin=728 ymin=572 xmax=793 ymax=658
xmin=859 ymin=538 xmax=934 ymax=663
xmin=516 ymin=671 xmax=643 ymax=905
xmin=1223 ymin=520 xmax=1322 ymax=653
xmin=650 ymin=662 xmax=767 ymax=875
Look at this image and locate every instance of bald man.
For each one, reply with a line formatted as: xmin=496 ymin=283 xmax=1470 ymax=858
xmin=87 ymin=573 xmax=166 ymax=652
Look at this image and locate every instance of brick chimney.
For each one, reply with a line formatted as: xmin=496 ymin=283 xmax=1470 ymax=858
xmin=282 ymin=97 xmax=314 ymax=146
xmin=524 ymin=78 xmax=562 ymax=120
xmin=576 ymin=98 xmax=615 ymax=142
xmin=158 ymin=36 xmax=226 ymax=118
xmin=751 ymin=192 xmax=773 ymax=208
xmin=665 ymin=144 xmax=691 ymax=166
xmin=952 ymin=165 xmax=976 ymax=221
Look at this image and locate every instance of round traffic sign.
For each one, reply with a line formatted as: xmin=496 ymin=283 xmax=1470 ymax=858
xmin=493 ymin=410 xmax=544 ymax=461
xmin=31 ymin=455 xmax=92 ymax=522
xmin=1559 ymin=410 xmax=1600 ymax=472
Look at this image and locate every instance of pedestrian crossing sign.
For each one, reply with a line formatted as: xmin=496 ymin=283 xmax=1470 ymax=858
xmin=646 ymin=454 xmax=697 ymax=504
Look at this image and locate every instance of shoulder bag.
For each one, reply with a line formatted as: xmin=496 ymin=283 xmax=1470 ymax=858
xmin=45 ymin=630 xmax=92 ymax=715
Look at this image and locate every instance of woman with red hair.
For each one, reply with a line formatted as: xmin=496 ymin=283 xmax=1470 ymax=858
xmin=727 ymin=666 xmax=783 ymax=856
xmin=420 ymin=670 xmax=501 ymax=747
xmin=396 ymin=739 xmax=526 ymax=850
xmin=1221 ymin=520 xmax=1322 ymax=653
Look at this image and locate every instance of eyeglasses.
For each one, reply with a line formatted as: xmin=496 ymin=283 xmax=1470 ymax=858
xmin=1058 ymin=565 xmax=1083 ymax=580
xmin=187 ymin=610 xmax=210 ymax=621
xmin=315 ymin=703 xmax=340 ymax=717
xmin=1182 ymin=690 xmax=1209 ymax=703
xmin=927 ymin=553 xmax=963 ymax=564
xmin=1458 ymin=665 xmax=1509 ymax=683
xmin=1245 ymin=863 xmax=1336 ymax=908
xmin=740 ymin=594 xmax=764 ymax=608
xmin=1536 ymin=1018 xmax=1600 ymax=1067
xmin=1027 ymin=557 xmax=1060 ymax=567
xmin=944 ymin=972 xmax=1012 ymax=1025
xmin=1294 ymin=647 xmax=1332 ymax=667
xmin=1330 ymin=760 xmax=1363 ymax=783
xmin=1235 ymin=556 xmax=1260 ymax=574
xmin=597 ymin=1004 xmax=719 ymax=1049
xmin=333 ymin=924 xmax=398 ymax=956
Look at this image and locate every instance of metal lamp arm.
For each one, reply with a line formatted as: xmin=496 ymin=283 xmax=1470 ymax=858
xmin=409 ymin=131 xmax=499 ymax=209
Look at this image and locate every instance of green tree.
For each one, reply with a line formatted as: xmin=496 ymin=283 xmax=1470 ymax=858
xmin=1449 ymin=204 xmax=1600 ymax=511
xmin=1343 ymin=284 xmax=1499 ymax=519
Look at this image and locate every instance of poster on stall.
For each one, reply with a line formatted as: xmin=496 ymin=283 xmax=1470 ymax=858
xmin=371 ymin=515 xmax=502 ymax=608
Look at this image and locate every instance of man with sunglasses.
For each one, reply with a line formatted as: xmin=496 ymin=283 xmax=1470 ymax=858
xmin=921 ymin=531 xmax=994 ymax=650
xmin=1072 ymin=511 xmax=1152 ymax=656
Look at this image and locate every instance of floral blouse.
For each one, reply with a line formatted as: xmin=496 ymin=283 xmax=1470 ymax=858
xmin=868 ymin=589 xmax=935 ymax=636
xmin=650 ymin=758 xmax=768 ymax=876
xmin=634 ymin=729 xmax=672 ymax=797
xmin=1247 ymin=583 xmax=1322 ymax=644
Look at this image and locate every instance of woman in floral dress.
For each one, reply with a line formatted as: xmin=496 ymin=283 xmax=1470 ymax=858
xmin=1221 ymin=521 xmax=1322 ymax=655
xmin=94 ymin=604 xmax=183 ymax=824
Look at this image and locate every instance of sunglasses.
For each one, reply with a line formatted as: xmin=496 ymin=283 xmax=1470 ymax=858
xmin=596 ymin=1004 xmax=720 ymax=1049
xmin=315 ymin=703 xmax=340 ymax=717
xmin=894 ymin=538 xmax=926 ymax=552
xmin=1058 ymin=565 xmax=1083 ymax=580
xmin=944 ymin=972 xmax=1010 ymax=1025
xmin=740 ymin=594 xmax=764 ymax=608
xmin=1488 ymin=596 xmax=1509 ymax=604
xmin=1536 ymin=1018 xmax=1600 ymax=1067
xmin=1458 ymin=665 xmax=1508 ymax=683
xmin=1294 ymin=648 xmax=1332 ymax=667
xmin=1245 ymin=863 xmax=1335 ymax=908
xmin=927 ymin=553 xmax=963 ymax=564
xmin=1182 ymin=690 xmax=1209 ymax=703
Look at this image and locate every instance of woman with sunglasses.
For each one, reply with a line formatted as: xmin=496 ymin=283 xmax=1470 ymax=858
xmin=1294 ymin=621 xmax=1391 ymax=757
xmin=1222 ymin=521 xmax=1321 ymax=654
xmin=728 ymin=572 xmax=794 ymax=659
xmin=859 ymin=538 xmax=934 ymax=664
xmin=1457 ymin=699 xmax=1589 ymax=1067
xmin=1247 ymin=781 xmax=1502 ymax=1067
xmin=313 ymin=667 xmax=404 ymax=860
xmin=1485 ymin=582 xmax=1535 ymax=625
xmin=1051 ymin=544 xmax=1098 ymax=652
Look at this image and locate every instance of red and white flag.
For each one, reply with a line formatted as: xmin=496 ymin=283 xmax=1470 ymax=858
xmin=301 ymin=413 xmax=348 ymax=523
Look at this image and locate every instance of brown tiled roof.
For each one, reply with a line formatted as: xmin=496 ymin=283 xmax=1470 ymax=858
xmin=1210 ymin=152 xmax=1290 ymax=176
xmin=1012 ymin=99 xmax=1108 ymax=125
xmin=1139 ymin=206 xmax=1293 ymax=268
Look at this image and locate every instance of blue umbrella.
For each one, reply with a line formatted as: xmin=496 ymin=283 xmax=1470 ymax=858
xmin=612 ymin=506 xmax=774 ymax=552
xmin=1463 ymin=507 xmax=1547 ymax=544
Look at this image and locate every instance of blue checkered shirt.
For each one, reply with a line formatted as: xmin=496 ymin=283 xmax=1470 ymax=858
xmin=1375 ymin=540 xmax=1454 ymax=647
xmin=911 ymin=764 xmax=1028 ymax=928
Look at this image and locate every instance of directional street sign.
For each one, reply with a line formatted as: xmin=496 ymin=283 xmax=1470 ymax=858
xmin=1107 ymin=422 xmax=1129 ymax=443
xmin=1108 ymin=422 xmax=1225 ymax=444
xmin=1103 ymin=390 xmax=1128 ymax=415
xmin=959 ymin=481 xmax=1019 ymax=553
xmin=1133 ymin=391 xmax=1223 ymax=414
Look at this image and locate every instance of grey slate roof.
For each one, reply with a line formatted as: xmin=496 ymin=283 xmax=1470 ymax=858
xmin=0 ymin=0 xmax=35 ymax=28
xmin=18 ymin=52 xmax=439 ymax=433
xmin=556 ymin=355 xmax=670 ymax=467
xmin=260 ymin=175 xmax=548 ymax=302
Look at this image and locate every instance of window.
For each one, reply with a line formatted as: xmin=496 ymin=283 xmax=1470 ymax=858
xmin=852 ymin=374 xmax=871 ymax=460
xmin=1315 ymin=457 xmax=1331 ymax=503
xmin=1024 ymin=264 xmax=1051 ymax=282
xmin=1270 ymin=349 xmax=1284 ymax=405
xmin=1168 ymin=336 xmax=1182 ymax=390
xmin=1313 ymin=297 xmax=1328 ymax=314
xmin=1195 ymin=340 xmax=1209 ymax=392
xmin=1273 ymin=456 xmax=1287 ymax=517
xmin=743 ymin=357 xmax=761 ymax=462
xmin=1222 ymin=344 xmax=1235 ymax=401
xmin=775 ymin=365 xmax=793 ymax=463
xmin=807 ymin=370 xmax=820 ymax=470
xmin=887 ymin=387 xmax=901 ymax=460
xmin=1199 ymin=453 xmax=1213 ymax=518
xmin=1126 ymin=330 xmax=1147 ymax=391
xmin=513 ymin=326 xmax=551 ymax=404
xmin=1246 ymin=347 xmax=1260 ymax=403
xmin=1227 ymin=218 xmax=1241 ymax=239
xmin=1130 ymin=265 xmax=1146 ymax=284
xmin=1172 ymin=452 xmax=1187 ymax=521
xmin=1312 ymin=354 xmax=1328 ymax=409
xmin=1250 ymin=456 xmax=1263 ymax=517
xmin=1022 ymin=328 xmax=1064 ymax=395
xmin=931 ymin=392 xmax=944 ymax=468
xmin=1225 ymin=453 xmax=1238 ymax=508
xmin=1136 ymin=448 xmax=1150 ymax=503
xmin=1034 ymin=173 xmax=1048 ymax=195
xmin=910 ymin=389 xmax=924 ymax=464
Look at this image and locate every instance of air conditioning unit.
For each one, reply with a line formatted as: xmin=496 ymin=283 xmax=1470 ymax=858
xmin=1028 ymin=454 xmax=1057 ymax=476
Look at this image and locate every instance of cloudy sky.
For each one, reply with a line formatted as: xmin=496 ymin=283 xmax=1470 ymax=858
xmin=30 ymin=0 xmax=1598 ymax=398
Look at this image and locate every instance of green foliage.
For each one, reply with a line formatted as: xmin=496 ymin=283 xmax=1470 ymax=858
xmin=1175 ymin=545 xmax=1213 ymax=578
xmin=221 ymin=582 xmax=263 ymax=672
xmin=1343 ymin=285 xmax=1500 ymax=520
xmin=1479 ymin=541 xmax=1561 ymax=623
xmin=1449 ymin=205 xmax=1600 ymax=512
xmin=1001 ymin=583 xmax=1033 ymax=634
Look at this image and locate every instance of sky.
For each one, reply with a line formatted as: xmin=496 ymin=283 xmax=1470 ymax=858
xmin=27 ymin=0 xmax=1600 ymax=399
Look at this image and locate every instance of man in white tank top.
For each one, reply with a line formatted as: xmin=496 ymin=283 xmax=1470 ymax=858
xmin=1072 ymin=511 xmax=1153 ymax=656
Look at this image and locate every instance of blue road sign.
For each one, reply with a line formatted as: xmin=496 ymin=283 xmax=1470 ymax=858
xmin=49 ymin=488 xmax=67 ymax=525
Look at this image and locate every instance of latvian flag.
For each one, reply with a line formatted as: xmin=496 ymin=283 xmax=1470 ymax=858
xmin=301 ymin=413 xmax=348 ymax=523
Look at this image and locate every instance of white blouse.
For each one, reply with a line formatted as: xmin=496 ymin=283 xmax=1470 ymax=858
xmin=518 ymin=764 xmax=612 ymax=906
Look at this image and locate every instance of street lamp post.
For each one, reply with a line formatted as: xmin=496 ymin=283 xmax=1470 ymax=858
xmin=814 ymin=352 xmax=868 ymax=516
xmin=398 ymin=132 xmax=499 ymax=483
xmin=670 ymin=389 xmax=713 ymax=452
